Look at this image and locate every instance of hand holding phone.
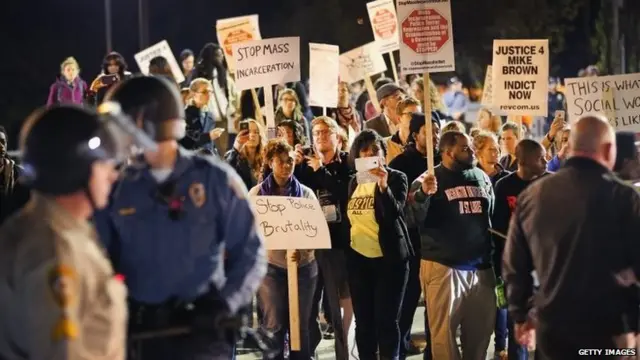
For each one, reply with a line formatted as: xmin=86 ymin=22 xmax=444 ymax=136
xmin=554 ymin=110 xmax=565 ymax=123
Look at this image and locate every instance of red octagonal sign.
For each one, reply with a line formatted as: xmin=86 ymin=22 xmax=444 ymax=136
xmin=401 ymin=8 xmax=450 ymax=54
xmin=223 ymin=29 xmax=254 ymax=56
xmin=373 ymin=9 xmax=397 ymax=39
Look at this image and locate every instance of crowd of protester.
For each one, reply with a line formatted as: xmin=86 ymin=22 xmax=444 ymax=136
xmin=3 ymin=44 xmax=640 ymax=360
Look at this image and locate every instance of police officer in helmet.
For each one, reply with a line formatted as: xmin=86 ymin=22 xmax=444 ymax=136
xmin=94 ymin=75 xmax=267 ymax=359
xmin=0 ymin=105 xmax=128 ymax=359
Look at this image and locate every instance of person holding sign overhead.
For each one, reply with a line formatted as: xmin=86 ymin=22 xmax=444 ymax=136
xmin=249 ymin=138 xmax=319 ymax=360
xmin=345 ymin=129 xmax=412 ymax=360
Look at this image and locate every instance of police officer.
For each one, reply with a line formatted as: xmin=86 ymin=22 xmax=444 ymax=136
xmin=94 ymin=75 xmax=267 ymax=359
xmin=0 ymin=105 xmax=128 ymax=359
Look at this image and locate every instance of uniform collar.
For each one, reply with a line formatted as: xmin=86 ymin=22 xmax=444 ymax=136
xmin=137 ymin=147 xmax=194 ymax=183
xmin=31 ymin=192 xmax=95 ymax=239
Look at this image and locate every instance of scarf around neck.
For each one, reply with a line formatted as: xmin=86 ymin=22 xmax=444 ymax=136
xmin=258 ymin=173 xmax=303 ymax=197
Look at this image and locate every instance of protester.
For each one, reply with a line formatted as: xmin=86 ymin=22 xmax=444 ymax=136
xmin=0 ymin=126 xmax=29 ymax=225
xmin=499 ymin=122 xmax=523 ymax=172
xmin=364 ymin=83 xmax=405 ymax=137
xmin=442 ymin=77 xmax=468 ymax=123
xmin=503 ymin=114 xmax=640 ymax=359
xmin=492 ymin=139 xmax=548 ymax=360
xmin=410 ymin=130 xmax=496 ymax=360
xmin=277 ymin=119 xmax=306 ymax=147
xmin=0 ymin=105 xmax=126 ymax=359
xmin=192 ymin=43 xmax=239 ymax=151
xmin=180 ymin=78 xmax=224 ymax=155
xmin=179 ymin=48 xmax=195 ymax=86
xmin=296 ymin=116 xmax=353 ymax=360
xmin=476 ymin=108 xmax=502 ymax=135
xmin=46 ymin=57 xmax=87 ymax=106
xmin=540 ymin=113 xmax=566 ymax=155
xmin=388 ymin=112 xmax=442 ymax=360
xmin=330 ymin=81 xmax=362 ymax=148
xmin=346 ymin=129 xmax=412 ymax=360
xmin=95 ymin=76 xmax=266 ymax=359
xmin=149 ymin=56 xmax=178 ymax=86
xmin=275 ymin=88 xmax=310 ymax=140
xmin=545 ymin=124 xmax=570 ymax=172
xmin=87 ymin=51 xmax=131 ymax=105
xmin=410 ymin=77 xmax=448 ymax=115
xmin=360 ymin=77 xmax=394 ymax=121
xmin=262 ymin=82 xmax=314 ymax=124
xmin=225 ymin=119 xmax=267 ymax=190
xmin=385 ymin=96 xmax=421 ymax=163
xmin=442 ymin=120 xmax=466 ymax=134
xmin=545 ymin=77 xmax=566 ymax=134
xmin=251 ymin=138 xmax=318 ymax=360
xmin=614 ymin=131 xmax=640 ymax=182
xmin=474 ymin=131 xmax=509 ymax=185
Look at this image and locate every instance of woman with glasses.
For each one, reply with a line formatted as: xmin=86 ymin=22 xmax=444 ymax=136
xmin=275 ymin=89 xmax=309 ymax=140
xmin=180 ymin=78 xmax=225 ymax=155
xmin=385 ymin=97 xmax=421 ymax=164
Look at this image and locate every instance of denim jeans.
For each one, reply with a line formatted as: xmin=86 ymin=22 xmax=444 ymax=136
xmin=346 ymin=248 xmax=409 ymax=360
xmin=258 ymin=261 xmax=318 ymax=360
xmin=495 ymin=308 xmax=508 ymax=352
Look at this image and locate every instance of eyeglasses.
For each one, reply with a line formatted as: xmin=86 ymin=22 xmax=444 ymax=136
xmin=197 ymin=90 xmax=213 ymax=95
xmin=313 ymin=129 xmax=334 ymax=137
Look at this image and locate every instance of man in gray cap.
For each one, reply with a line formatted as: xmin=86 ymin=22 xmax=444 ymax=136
xmin=364 ymin=83 xmax=406 ymax=137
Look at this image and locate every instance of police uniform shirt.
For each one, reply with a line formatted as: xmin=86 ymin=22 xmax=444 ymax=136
xmin=0 ymin=193 xmax=127 ymax=360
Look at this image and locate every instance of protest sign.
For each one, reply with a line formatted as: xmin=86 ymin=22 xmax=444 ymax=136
xmin=564 ymin=73 xmax=640 ymax=132
xmin=232 ymin=37 xmax=300 ymax=91
xmin=492 ymin=39 xmax=549 ymax=116
xmin=339 ymin=42 xmax=387 ymax=84
xmin=216 ymin=16 xmax=262 ymax=72
xmin=134 ymin=40 xmax=185 ymax=84
xmin=397 ymin=0 xmax=455 ymax=75
xmin=251 ymin=196 xmax=332 ymax=250
xmin=481 ymin=65 xmax=493 ymax=108
xmin=309 ymin=43 xmax=340 ymax=108
xmin=367 ymin=0 xmax=400 ymax=54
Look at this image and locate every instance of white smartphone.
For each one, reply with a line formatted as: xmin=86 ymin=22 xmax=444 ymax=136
xmin=355 ymin=157 xmax=380 ymax=172
xmin=555 ymin=110 xmax=565 ymax=122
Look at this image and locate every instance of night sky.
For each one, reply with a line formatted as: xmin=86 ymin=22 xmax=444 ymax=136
xmin=1 ymin=0 xmax=598 ymax=149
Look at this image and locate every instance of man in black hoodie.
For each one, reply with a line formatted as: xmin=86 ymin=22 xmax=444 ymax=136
xmin=409 ymin=130 xmax=496 ymax=360
xmin=389 ymin=112 xmax=440 ymax=359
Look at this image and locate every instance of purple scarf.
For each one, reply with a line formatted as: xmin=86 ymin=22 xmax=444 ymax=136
xmin=258 ymin=173 xmax=303 ymax=197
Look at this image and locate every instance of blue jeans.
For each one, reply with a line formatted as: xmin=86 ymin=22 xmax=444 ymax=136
xmin=495 ymin=308 xmax=508 ymax=352
xmin=346 ymin=248 xmax=409 ymax=360
xmin=258 ymin=261 xmax=318 ymax=360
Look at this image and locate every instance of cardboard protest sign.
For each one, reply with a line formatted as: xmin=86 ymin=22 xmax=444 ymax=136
xmin=216 ymin=16 xmax=262 ymax=72
xmin=367 ymin=0 xmax=400 ymax=54
xmin=134 ymin=40 xmax=185 ymax=84
xmin=339 ymin=42 xmax=387 ymax=84
xmin=481 ymin=65 xmax=493 ymax=108
xmin=492 ymin=39 xmax=549 ymax=116
xmin=397 ymin=0 xmax=455 ymax=75
xmin=564 ymin=73 xmax=640 ymax=132
xmin=309 ymin=43 xmax=340 ymax=108
xmin=251 ymin=196 xmax=332 ymax=250
xmin=232 ymin=37 xmax=301 ymax=91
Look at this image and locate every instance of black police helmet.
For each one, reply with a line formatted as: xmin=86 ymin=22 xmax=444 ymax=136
xmin=103 ymin=75 xmax=185 ymax=141
xmin=20 ymin=105 xmax=123 ymax=196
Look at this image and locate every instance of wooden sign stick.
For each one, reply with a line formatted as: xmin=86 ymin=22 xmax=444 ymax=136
xmin=286 ymin=250 xmax=301 ymax=351
xmin=423 ymin=72 xmax=435 ymax=173
xmin=250 ymin=88 xmax=265 ymax=126
xmin=364 ymin=75 xmax=382 ymax=113
xmin=389 ymin=52 xmax=399 ymax=83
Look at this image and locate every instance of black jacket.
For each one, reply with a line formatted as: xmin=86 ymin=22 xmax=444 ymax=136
xmin=0 ymin=161 xmax=30 ymax=225
xmin=296 ymin=152 xmax=353 ymax=249
xmin=503 ymin=157 xmax=640 ymax=334
xmin=345 ymin=167 xmax=413 ymax=262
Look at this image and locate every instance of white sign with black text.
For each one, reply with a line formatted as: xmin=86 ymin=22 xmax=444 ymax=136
xmin=232 ymin=37 xmax=301 ymax=91
xmin=309 ymin=43 xmax=340 ymax=108
xmin=134 ymin=40 xmax=185 ymax=84
xmin=491 ymin=39 xmax=549 ymax=116
xmin=564 ymin=73 xmax=640 ymax=132
xmin=339 ymin=42 xmax=388 ymax=84
xmin=251 ymin=196 xmax=332 ymax=250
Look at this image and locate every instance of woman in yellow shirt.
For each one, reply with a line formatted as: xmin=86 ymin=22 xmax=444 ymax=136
xmin=345 ymin=129 xmax=413 ymax=360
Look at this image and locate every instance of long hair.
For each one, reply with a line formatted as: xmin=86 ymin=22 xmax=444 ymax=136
xmin=241 ymin=119 xmax=266 ymax=181
xmin=149 ymin=56 xmax=176 ymax=85
xmin=194 ymin=43 xmax=228 ymax=93
xmin=275 ymin=89 xmax=304 ymax=122
xmin=102 ymin=51 xmax=127 ymax=76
